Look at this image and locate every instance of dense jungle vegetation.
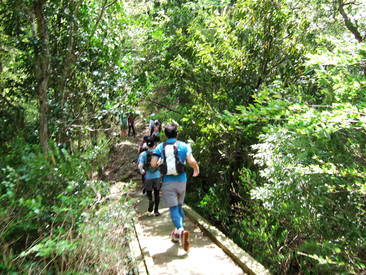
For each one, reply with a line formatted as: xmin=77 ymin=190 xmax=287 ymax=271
xmin=1 ymin=0 xmax=365 ymax=273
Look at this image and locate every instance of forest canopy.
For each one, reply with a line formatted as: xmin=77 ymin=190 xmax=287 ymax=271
xmin=1 ymin=0 xmax=365 ymax=273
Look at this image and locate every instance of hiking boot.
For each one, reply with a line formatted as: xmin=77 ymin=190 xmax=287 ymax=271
xmin=148 ymin=200 xmax=154 ymax=212
xmin=154 ymin=211 xmax=160 ymax=217
xmin=171 ymin=230 xmax=180 ymax=243
xmin=181 ymin=230 xmax=191 ymax=251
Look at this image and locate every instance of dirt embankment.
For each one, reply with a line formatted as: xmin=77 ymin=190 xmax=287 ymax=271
xmin=101 ymin=117 xmax=149 ymax=183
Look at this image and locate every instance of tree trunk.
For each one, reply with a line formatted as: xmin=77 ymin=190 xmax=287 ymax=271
xmin=33 ymin=0 xmax=50 ymax=153
xmin=337 ymin=0 xmax=364 ymax=43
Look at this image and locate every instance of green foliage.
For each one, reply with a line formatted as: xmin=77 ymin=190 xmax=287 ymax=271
xmin=0 ymin=138 xmax=135 ymax=273
xmin=1 ymin=0 xmax=141 ymax=271
xmin=168 ymin=2 xmax=365 ymax=273
xmin=0 ymin=0 xmax=134 ymax=153
xmin=247 ymin=103 xmax=366 ymax=272
xmin=226 ymin=38 xmax=366 ymax=273
xmin=2 ymin=0 xmax=366 ymax=273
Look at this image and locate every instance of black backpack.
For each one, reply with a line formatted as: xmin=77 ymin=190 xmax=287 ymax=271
xmin=144 ymin=151 xmax=158 ymax=173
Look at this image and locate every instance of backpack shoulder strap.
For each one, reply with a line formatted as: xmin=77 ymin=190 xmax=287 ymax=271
xmin=162 ymin=142 xmax=168 ymax=157
xmin=142 ymin=151 xmax=148 ymax=164
xmin=173 ymin=141 xmax=179 ymax=161
xmin=146 ymin=150 xmax=154 ymax=161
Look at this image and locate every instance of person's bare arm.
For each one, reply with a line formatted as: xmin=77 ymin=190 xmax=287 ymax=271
xmin=186 ymin=154 xmax=199 ymax=177
xmin=138 ymin=162 xmax=145 ymax=175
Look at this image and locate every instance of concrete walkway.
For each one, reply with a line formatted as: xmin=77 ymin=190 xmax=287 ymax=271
xmin=132 ymin=193 xmax=270 ymax=275
xmin=105 ymin=135 xmax=269 ymax=274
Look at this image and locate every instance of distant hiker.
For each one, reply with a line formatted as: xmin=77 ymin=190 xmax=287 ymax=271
xmin=119 ymin=112 xmax=127 ymax=138
xmin=127 ymin=113 xmax=136 ymax=137
xmin=149 ymin=114 xmax=155 ymax=136
xmin=138 ymin=135 xmax=149 ymax=192
xmin=152 ymin=133 xmax=161 ymax=143
xmin=138 ymin=137 xmax=162 ymax=216
xmin=151 ymin=123 xmax=199 ymax=251
xmin=151 ymin=120 xmax=161 ymax=137
xmin=138 ymin=135 xmax=149 ymax=155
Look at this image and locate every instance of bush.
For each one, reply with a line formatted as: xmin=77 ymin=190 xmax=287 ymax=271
xmin=0 ymin=141 xmax=137 ymax=273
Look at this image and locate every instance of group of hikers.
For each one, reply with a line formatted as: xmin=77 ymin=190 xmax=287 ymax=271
xmin=137 ymin=121 xmax=200 ymax=252
xmin=120 ymin=112 xmax=161 ymax=139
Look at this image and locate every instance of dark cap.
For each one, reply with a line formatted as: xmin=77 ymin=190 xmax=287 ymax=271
xmin=146 ymin=137 xmax=155 ymax=148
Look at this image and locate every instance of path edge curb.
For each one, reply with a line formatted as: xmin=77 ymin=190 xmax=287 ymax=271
xmin=184 ymin=205 xmax=271 ymax=275
xmin=130 ymin=208 xmax=155 ymax=274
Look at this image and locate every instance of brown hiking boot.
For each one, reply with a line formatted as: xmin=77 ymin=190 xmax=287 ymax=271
xmin=181 ymin=230 xmax=191 ymax=251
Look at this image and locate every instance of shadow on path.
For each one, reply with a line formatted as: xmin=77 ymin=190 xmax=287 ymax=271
xmin=134 ymin=193 xmax=245 ymax=275
xmin=104 ymin=117 xmax=266 ymax=274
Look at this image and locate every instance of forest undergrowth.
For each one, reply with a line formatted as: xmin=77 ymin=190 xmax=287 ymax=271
xmin=0 ymin=120 xmax=147 ymax=274
xmin=2 ymin=0 xmax=366 ymax=273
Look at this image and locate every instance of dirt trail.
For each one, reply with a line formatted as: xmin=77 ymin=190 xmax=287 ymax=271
xmin=102 ymin=117 xmax=259 ymax=274
xmin=102 ymin=117 xmax=148 ymax=183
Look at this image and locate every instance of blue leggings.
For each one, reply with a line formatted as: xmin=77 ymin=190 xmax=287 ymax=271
xmin=170 ymin=204 xmax=184 ymax=229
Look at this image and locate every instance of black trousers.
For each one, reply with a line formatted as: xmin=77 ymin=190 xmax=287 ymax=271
xmin=128 ymin=124 xmax=136 ymax=137
xmin=146 ymin=188 xmax=160 ymax=213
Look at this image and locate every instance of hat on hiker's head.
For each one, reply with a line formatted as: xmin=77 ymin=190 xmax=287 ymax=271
xmin=146 ymin=137 xmax=155 ymax=148
xmin=143 ymin=135 xmax=149 ymax=141
xmin=154 ymin=120 xmax=159 ymax=124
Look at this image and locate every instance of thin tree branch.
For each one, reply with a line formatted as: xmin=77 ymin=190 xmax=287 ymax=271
xmin=75 ymin=0 xmax=117 ymax=60
xmin=60 ymin=0 xmax=83 ymax=107
xmin=145 ymin=98 xmax=182 ymax=114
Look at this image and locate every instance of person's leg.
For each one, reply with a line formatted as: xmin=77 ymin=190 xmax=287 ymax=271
xmin=153 ymin=187 xmax=160 ymax=215
xmin=145 ymin=179 xmax=154 ymax=212
xmin=169 ymin=205 xmax=183 ymax=229
xmin=121 ymin=126 xmax=127 ymax=138
xmin=132 ymin=125 xmax=136 ymax=137
xmin=146 ymin=190 xmax=154 ymax=212
xmin=177 ymin=204 xmax=184 ymax=224
xmin=170 ymin=205 xmax=181 ymax=243
xmin=170 ymin=204 xmax=190 ymax=251
xmin=141 ymin=175 xmax=145 ymax=194
xmin=177 ymin=188 xmax=190 ymax=252
xmin=163 ymin=181 xmax=190 ymax=249
xmin=146 ymin=190 xmax=152 ymax=201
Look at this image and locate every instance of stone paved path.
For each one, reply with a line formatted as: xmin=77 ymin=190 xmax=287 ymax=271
xmin=134 ymin=193 xmax=246 ymax=275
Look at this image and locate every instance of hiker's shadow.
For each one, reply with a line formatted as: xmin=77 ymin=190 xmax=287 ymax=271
xmin=152 ymin=244 xmax=189 ymax=265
